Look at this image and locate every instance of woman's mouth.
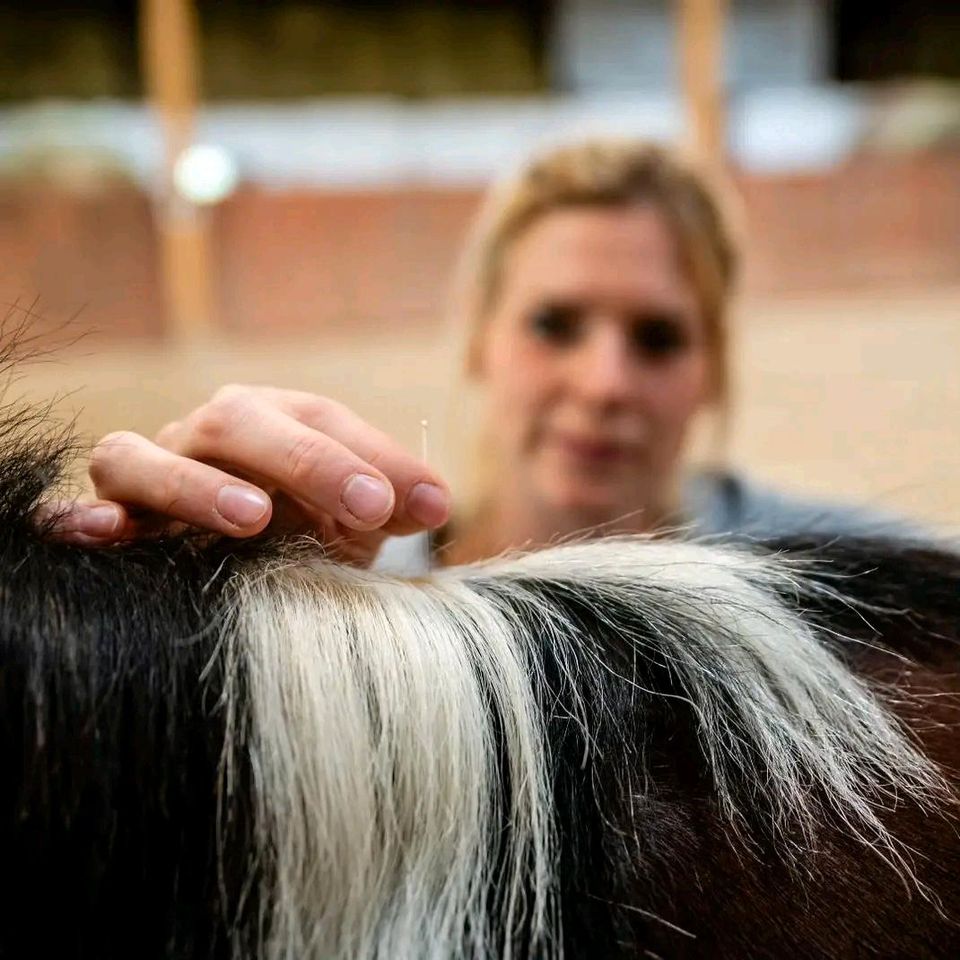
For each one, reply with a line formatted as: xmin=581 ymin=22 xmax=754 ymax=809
xmin=549 ymin=432 xmax=633 ymax=467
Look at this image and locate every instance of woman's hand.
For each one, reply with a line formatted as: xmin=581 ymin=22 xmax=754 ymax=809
xmin=43 ymin=385 xmax=451 ymax=565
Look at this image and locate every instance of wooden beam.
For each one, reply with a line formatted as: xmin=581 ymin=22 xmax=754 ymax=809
xmin=140 ymin=0 xmax=216 ymax=340
xmin=678 ymin=0 xmax=728 ymax=166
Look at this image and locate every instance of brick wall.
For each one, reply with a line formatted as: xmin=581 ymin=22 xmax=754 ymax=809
xmin=2 ymin=150 xmax=958 ymax=339
xmin=737 ymin=150 xmax=960 ymax=293
xmin=0 ymin=182 xmax=163 ymax=337
xmin=212 ymin=188 xmax=479 ymax=335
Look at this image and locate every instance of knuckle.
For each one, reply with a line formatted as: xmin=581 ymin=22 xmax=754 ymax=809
xmin=291 ymin=392 xmax=340 ymax=428
xmin=98 ymin=429 xmax=139 ymax=448
xmin=154 ymin=420 xmax=181 ymax=448
xmin=89 ymin=431 xmax=140 ymax=484
xmin=313 ymin=394 xmax=342 ymax=418
xmin=284 ymin=434 xmax=329 ymax=489
xmin=157 ymin=461 xmax=194 ymax=515
xmin=211 ymin=383 xmax=250 ymax=405
xmin=191 ymin=388 xmax=251 ymax=445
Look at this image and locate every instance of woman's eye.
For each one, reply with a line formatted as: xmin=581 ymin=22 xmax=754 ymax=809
xmin=632 ymin=315 xmax=689 ymax=360
xmin=528 ymin=305 xmax=580 ymax=345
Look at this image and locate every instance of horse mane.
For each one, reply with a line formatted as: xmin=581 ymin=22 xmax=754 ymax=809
xmin=1 ymin=382 xmax=958 ymax=958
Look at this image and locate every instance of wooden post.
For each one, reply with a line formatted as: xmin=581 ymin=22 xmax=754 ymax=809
xmin=140 ymin=0 xmax=216 ymax=340
xmin=678 ymin=0 xmax=728 ymax=167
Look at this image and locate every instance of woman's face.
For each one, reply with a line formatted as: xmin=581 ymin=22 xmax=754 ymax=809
xmin=477 ymin=204 xmax=712 ymax=526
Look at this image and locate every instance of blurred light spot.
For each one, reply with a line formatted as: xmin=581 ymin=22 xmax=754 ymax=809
xmin=173 ymin=144 xmax=238 ymax=204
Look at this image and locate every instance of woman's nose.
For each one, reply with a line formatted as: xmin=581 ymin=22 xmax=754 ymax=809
xmin=567 ymin=329 xmax=638 ymax=406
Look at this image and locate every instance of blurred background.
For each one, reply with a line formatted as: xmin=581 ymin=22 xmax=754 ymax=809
xmin=0 ymin=0 xmax=958 ymax=528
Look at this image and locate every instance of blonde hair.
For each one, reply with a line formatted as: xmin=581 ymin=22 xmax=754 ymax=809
xmin=458 ymin=137 xmax=740 ymax=408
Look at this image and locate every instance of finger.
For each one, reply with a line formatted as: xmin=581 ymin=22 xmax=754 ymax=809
xmin=161 ymin=386 xmax=451 ymax=534
xmin=262 ymin=389 xmax=452 ymax=534
xmin=175 ymin=402 xmax=400 ymax=532
xmin=89 ymin=431 xmax=273 ymax=537
xmin=35 ymin=498 xmax=129 ymax=544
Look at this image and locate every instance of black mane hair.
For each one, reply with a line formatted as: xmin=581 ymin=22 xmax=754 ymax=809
xmin=0 ymin=401 xmax=258 ymax=957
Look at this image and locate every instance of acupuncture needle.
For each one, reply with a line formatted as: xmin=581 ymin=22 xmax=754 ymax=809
xmin=420 ymin=419 xmax=434 ymax=571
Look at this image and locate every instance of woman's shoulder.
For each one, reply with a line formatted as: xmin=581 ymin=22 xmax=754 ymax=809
xmin=373 ymin=530 xmax=432 ymax=576
xmin=374 ymin=470 xmax=939 ymax=575
xmin=684 ymin=468 xmax=931 ymax=541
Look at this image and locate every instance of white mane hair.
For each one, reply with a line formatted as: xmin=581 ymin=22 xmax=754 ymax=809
xmin=220 ymin=536 xmax=946 ymax=960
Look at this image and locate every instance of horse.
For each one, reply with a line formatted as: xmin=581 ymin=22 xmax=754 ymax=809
xmin=1 ymin=386 xmax=958 ymax=959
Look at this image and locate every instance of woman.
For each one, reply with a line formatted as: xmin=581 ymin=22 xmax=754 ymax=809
xmin=48 ymin=139 xmax=913 ymax=563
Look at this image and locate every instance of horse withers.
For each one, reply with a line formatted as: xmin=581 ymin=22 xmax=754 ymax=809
xmin=1 ymin=393 xmax=958 ymax=959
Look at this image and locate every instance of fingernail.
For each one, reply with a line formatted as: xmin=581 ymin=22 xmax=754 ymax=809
xmin=406 ymin=482 xmax=450 ymax=527
xmin=75 ymin=505 xmax=122 ymax=538
xmin=341 ymin=474 xmax=393 ymax=523
xmin=216 ymin=485 xmax=270 ymax=527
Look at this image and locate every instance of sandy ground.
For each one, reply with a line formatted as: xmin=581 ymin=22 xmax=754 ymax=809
xmin=7 ymin=285 xmax=960 ymax=536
